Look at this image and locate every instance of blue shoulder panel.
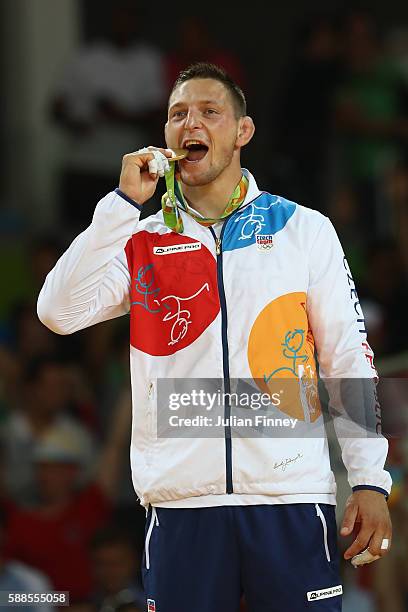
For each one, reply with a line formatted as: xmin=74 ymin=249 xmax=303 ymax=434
xmin=223 ymin=193 xmax=296 ymax=252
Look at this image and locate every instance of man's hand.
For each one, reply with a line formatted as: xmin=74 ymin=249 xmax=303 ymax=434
xmin=119 ymin=146 xmax=174 ymax=205
xmin=340 ymin=490 xmax=392 ymax=561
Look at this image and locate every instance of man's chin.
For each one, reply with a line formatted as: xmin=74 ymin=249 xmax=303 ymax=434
xmin=179 ymin=165 xmax=216 ymax=187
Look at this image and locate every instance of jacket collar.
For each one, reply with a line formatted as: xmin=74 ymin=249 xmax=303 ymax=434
xmin=241 ymin=168 xmax=261 ymax=207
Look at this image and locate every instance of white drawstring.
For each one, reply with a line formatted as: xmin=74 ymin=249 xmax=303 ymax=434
xmin=145 ymin=507 xmax=159 ymax=570
xmin=315 ymin=504 xmax=331 ymax=562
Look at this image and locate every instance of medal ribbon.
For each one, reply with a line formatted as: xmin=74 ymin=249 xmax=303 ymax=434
xmin=161 ymin=163 xmax=249 ymax=233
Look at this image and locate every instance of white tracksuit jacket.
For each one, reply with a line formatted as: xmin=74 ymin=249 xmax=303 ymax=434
xmin=37 ymin=170 xmax=392 ymax=508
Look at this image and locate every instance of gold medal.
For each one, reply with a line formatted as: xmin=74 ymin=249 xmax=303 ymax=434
xmin=169 ymin=148 xmax=188 ymax=161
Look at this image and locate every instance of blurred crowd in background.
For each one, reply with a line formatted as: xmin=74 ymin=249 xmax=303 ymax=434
xmin=0 ymin=2 xmax=408 ymax=610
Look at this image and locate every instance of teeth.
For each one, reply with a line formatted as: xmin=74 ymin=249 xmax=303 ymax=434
xmin=184 ymin=140 xmax=205 ymax=147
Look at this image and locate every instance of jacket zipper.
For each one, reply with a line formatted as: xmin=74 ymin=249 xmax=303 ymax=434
xmin=191 ymin=190 xmax=264 ymax=493
xmin=209 ymin=223 xmax=233 ymax=494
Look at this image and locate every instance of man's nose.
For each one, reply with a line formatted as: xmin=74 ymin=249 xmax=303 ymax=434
xmin=184 ymin=109 xmax=202 ymax=130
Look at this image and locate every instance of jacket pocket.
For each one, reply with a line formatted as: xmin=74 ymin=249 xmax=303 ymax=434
xmin=315 ymin=503 xmax=331 ymax=562
xmin=143 ymin=380 xmax=157 ymax=469
xmin=147 ymin=380 xmax=156 ymax=437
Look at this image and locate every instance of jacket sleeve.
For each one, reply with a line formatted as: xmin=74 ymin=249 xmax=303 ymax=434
xmin=37 ymin=189 xmax=141 ymax=335
xmin=306 ymin=216 xmax=392 ymax=496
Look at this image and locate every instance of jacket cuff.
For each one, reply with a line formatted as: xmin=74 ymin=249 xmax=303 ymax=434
xmin=115 ymin=188 xmax=142 ymax=211
xmin=352 ymin=485 xmax=389 ymax=500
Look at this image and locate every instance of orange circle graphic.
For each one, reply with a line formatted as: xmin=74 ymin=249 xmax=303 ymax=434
xmin=248 ymin=292 xmax=321 ymax=422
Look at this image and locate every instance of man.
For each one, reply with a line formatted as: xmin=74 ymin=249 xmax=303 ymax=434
xmin=38 ymin=63 xmax=392 ymax=611
xmin=90 ymin=526 xmax=145 ymax=610
xmin=4 ymin=387 xmax=131 ymax=603
xmin=51 ymin=0 xmax=165 ymax=231
xmin=0 ymin=510 xmax=54 ymax=612
xmin=3 ymin=354 xmax=95 ymax=505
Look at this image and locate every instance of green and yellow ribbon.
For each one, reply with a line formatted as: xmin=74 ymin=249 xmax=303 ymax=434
xmin=161 ymin=163 xmax=249 ymax=233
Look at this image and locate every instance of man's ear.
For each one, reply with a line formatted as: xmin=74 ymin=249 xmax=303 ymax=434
xmin=164 ymin=120 xmax=169 ymax=146
xmin=236 ymin=116 xmax=255 ymax=148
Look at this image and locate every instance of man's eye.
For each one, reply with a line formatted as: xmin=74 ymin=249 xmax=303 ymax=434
xmin=205 ymin=109 xmax=217 ymax=115
xmin=173 ymin=111 xmax=186 ymax=118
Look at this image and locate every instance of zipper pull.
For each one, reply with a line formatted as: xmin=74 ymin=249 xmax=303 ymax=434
xmin=148 ymin=382 xmax=154 ymax=399
xmin=215 ymin=238 xmax=221 ymax=255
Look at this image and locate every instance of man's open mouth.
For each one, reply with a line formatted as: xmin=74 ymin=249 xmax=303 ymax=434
xmin=183 ymin=140 xmax=209 ymax=162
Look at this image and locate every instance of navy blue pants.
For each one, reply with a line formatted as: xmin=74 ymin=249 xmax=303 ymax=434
xmin=142 ymin=504 xmax=342 ymax=611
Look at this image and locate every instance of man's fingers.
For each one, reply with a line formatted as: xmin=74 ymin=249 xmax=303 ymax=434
xmin=147 ymin=147 xmax=173 ymax=175
xmin=132 ymin=147 xmax=158 ymax=178
xmin=123 ymin=148 xmax=155 ymax=172
xmin=124 ymin=147 xmax=172 ymax=177
xmin=341 ymin=490 xmax=392 ymax=563
xmin=144 ymin=148 xmax=170 ymax=177
xmin=340 ymin=499 xmax=358 ymax=536
xmin=344 ymin=526 xmax=374 ymax=559
xmin=119 ymin=145 xmax=174 ymax=203
xmin=151 ymin=149 xmax=170 ymax=177
xmin=146 ymin=156 xmax=157 ymax=177
xmin=148 ymin=146 xmax=175 ymax=159
xmin=368 ymin=529 xmax=392 ymax=558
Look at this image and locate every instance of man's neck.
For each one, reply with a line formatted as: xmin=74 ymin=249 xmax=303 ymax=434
xmin=181 ymin=167 xmax=243 ymax=218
